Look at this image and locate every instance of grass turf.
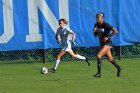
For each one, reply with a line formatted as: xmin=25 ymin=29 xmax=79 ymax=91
xmin=0 ymin=59 xmax=140 ymax=93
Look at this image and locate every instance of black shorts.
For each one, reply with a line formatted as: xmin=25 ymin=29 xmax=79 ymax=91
xmin=100 ymin=39 xmax=112 ymax=47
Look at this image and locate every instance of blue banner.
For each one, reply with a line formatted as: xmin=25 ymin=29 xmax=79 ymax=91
xmin=0 ymin=0 xmax=140 ymax=51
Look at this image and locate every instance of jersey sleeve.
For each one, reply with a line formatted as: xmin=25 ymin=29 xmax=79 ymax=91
xmin=105 ymin=23 xmax=113 ymax=30
xmin=56 ymin=28 xmax=60 ymax=36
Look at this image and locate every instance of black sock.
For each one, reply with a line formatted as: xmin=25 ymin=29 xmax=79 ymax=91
xmin=111 ymin=59 xmax=120 ymax=70
xmin=97 ymin=58 xmax=102 ymax=74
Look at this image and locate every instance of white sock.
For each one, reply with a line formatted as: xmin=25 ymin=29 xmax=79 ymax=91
xmin=54 ymin=60 xmax=60 ymax=70
xmin=76 ymin=54 xmax=86 ymax=60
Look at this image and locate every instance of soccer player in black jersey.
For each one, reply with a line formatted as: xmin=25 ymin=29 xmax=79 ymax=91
xmin=93 ymin=12 xmax=122 ymax=77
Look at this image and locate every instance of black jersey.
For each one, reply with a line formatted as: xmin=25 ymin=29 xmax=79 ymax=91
xmin=94 ymin=22 xmax=113 ymax=46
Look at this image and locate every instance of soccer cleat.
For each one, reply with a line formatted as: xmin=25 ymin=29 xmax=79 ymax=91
xmin=85 ymin=58 xmax=90 ymax=66
xmin=117 ymin=67 xmax=122 ymax=77
xmin=48 ymin=68 xmax=56 ymax=73
xmin=93 ymin=73 xmax=101 ymax=78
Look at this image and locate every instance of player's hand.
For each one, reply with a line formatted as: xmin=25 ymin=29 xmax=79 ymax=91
xmin=102 ymin=37 xmax=109 ymax=42
xmin=94 ymin=26 xmax=98 ymax=32
xmin=72 ymin=41 xmax=76 ymax=46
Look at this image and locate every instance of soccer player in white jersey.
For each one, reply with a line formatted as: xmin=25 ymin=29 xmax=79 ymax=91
xmin=49 ymin=18 xmax=90 ymax=73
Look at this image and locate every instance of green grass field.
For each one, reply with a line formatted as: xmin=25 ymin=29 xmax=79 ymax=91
xmin=0 ymin=59 xmax=140 ymax=93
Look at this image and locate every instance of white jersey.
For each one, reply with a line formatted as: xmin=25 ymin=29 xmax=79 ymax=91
xmin=56 ymin=26 xmax=73 ymax=47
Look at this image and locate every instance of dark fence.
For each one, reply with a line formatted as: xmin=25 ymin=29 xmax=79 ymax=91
xmin=0 ymin=43 xmax=140 ymax=64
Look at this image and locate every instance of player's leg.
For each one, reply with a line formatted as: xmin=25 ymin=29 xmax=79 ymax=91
xmin=54 ymin=50 xmax=66 ymax=69
xmin=66 ymin=49 xmax=90 ymax=66
xmin=49 ymin=50 xmax=66 ymax=73
xmin=105 ymin=50 xmax=122 ymax=77
xmin=93 ymin=45 xmax=111 ymax=77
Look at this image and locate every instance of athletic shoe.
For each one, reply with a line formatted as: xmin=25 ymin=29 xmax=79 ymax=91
xmin=48 ymin=68 xmax=56 ymax=73
xmin=93 ymin=73 xmax=101 ymax=78
xmin=117 ymin=67 xmax=122 ymax=77
xmin=85 ymin=58 xmax=90 ymax=66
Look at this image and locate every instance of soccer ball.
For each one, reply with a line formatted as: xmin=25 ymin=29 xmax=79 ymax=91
xmin=41 ymin=67 xmax=48 ymax=74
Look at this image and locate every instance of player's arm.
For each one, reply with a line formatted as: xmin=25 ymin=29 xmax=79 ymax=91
xmin=55 ymin=29 xmax=60 ymax=43
xmin=70 ymin=32 xmax=76 ymax=46
xmin=55 ymin=34 xmax=60 ymax=43
xmin=93 ymin=23 xmax=98 ymax=37
xmin=107 ymin=28 xmax=118 ymax=38
xmin=103 ymin=23 xmax=118 ymax=42
xmin=66 ymin=27 xmax=76 ymax=46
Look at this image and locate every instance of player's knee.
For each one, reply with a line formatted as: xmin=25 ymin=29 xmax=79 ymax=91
xmin=97 ymin=54 xmax=102 ymax=59
xmin=56 ymin=55 xmax=61 ymax=60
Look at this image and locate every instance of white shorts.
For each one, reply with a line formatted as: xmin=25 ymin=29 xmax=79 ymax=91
xmin=61 ymin=41 xmax=71 ymax=51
